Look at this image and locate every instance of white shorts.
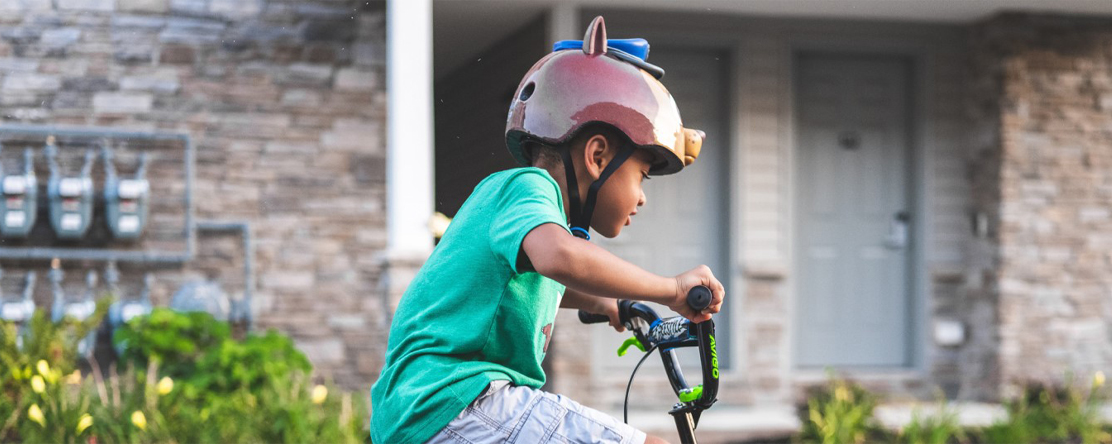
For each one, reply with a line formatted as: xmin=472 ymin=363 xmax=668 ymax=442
xmin=426 ymin=380 xmax=647 ymax=444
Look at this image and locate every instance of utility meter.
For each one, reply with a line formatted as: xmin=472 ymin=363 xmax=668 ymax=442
xmin=0 ymin=146 xmax=38 ymax=237
xmin=50 ymin=266 xmax=98 ymax=357
xmin=108 ymin=263 xmax=153 ymax=356
xmin=0 ymin=271 xmax=36 ymax=350
xmin=46 ymin=141 xmax=95 ymax=240
xmin=171 ymin=280 xmax=230 ymax=321
xmin=103 ymin=146 xmax=150 ymax=240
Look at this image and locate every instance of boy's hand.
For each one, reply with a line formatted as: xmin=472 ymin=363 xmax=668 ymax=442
xmin=595 ymin=297 xmax=625 ymax=332
xmin=671 ymin=265 xmax=725 ymax=323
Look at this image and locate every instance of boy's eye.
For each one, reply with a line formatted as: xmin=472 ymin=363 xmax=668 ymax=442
xmin=641 ymin=172 xmax=650 ymax=181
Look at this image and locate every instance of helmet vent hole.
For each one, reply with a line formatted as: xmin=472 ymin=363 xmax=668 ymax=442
xmin=519 ymin=83 xmax=535 ymax=101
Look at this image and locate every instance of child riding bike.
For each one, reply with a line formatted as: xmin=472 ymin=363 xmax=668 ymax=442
xmin=370 ymin=16 xmax=725 ymax=444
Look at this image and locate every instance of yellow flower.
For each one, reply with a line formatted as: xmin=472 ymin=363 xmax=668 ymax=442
xmin=130 ymin=410 xmax=147 ymax=430
xmin=65 ymin=370 xmax=82 ymax=385
xmin=27 ymin=404 xmax=45 ymax=428
xmin=36 ymin=360 xmax=49 ymax=377
xmin=834 ymin=385 xmax=850 ymax=403
xmin=76 ymin=413 xmax=93 ymax=434
xmin=1095 ymin=371 xmax=1106 ymax=388
xmin=311 ymin=385 xmax=328 ymax=404
xmin=428 ymin=212 xmax=453 ymax=238
xmin=30 ymin=375 xmax=45 ymax=394
xmin=157 ymin=376 xmax=174 ymax=395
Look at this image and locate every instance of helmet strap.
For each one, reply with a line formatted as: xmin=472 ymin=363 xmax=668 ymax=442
xmin=561 ymin=144 xmax=636 ymax=241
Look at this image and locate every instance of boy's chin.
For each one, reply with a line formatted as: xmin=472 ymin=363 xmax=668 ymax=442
xmin=594 ymin=225 xmax=622 ymax=239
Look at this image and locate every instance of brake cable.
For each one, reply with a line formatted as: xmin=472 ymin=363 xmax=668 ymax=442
xmin=624 ymin=343 xmax=658 ymax=424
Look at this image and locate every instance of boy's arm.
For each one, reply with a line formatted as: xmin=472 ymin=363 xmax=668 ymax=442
xmin=560 ymin=287 xmax=624 ymax=332
xmin=522 ymin=223 xmax=724 ymax=323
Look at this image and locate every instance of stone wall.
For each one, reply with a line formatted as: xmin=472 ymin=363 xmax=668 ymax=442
xmin=0 ymin=0 xmax=388 ymax=390
xmin=970 ymin=13 xmax=1112 ymax=397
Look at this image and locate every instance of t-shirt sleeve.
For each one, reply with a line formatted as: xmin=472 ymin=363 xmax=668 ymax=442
xmin=488 ymin=171 xmax=570 ymax=274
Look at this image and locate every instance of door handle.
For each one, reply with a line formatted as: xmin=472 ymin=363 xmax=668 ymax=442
xmin=884 ymin=211 xmax=910 ymax=250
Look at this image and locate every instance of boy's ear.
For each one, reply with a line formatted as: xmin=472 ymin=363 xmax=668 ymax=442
xmin=581 ymin=134 xmax=611 ymax=180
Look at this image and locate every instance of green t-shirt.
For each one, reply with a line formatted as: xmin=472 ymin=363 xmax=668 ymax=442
xmin=370 ymin=167 xmax=571 ymax=444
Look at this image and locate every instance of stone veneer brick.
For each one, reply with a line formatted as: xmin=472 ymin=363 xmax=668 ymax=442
xmin=968 ymin=13 xmax=1112 ymax=399
xmin=0 ymin=0 xmax=387 ymax=391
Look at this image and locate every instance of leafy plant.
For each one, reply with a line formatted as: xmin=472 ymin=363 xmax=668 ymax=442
xmin=976 ymin=372 xmax=1110 ymax=444
xmin=800 ymin=372 xmax=880 ymax=444
xmin=898 ymin=394 xmax=968 ymax=444
xmin=113 ymin=307 xmax=230 ymax=377
xmin=0 ymin=298 xmax=108 ymax=443
xmin=112 ymin=308 xmax=367 ymax=443
xmin=186 ymin=329 xmax=312 ymax=394
xmin=1 ymin=306 xmax=369 ymax=443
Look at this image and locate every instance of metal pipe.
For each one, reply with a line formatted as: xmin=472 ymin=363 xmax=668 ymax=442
xmin=196 ymin=221 xmax=255 ymax=331
xmin=0 ymin=123 xmax=192 ymax=142
xmin=0 ymin=248 xmax=191 ymax=262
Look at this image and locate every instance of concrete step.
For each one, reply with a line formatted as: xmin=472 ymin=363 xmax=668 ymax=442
xmin=609 ymin=402 xmax=1112 ymax=443
xmin=614 ymin=405 xmax=800 ymax=444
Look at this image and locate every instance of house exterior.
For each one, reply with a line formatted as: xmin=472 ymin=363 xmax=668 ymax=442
xmin=3 ymin=0 xmax=1112 ymax=440
xmin=423 ymin=0 xmax=1112 ymax=439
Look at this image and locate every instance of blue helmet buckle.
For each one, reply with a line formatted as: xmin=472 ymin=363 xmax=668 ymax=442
xmin=553 ymin=38 xmax=665 ymax=80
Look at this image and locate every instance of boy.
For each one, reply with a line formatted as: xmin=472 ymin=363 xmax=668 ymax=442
xmin=371 ymin=16 xmax=725 ymax=444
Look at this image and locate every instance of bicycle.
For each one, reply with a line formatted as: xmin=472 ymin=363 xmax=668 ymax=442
xmin=579 ymin=286 xmax=719 ymax=444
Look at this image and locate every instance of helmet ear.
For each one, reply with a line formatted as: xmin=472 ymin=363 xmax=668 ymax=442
xmin=582 ymin=16 xmax=607 ymax=56
xmin=682 ymin=128 xmax=705 ymax=166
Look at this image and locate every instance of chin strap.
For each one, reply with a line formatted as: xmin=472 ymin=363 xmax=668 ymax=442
xmin=561 ymin=145 xmax=636 ymax=241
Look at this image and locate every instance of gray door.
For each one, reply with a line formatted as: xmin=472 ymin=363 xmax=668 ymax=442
xmin=794 ymin=54 xmax=912 ymax=368
xmin=595 ymin=48 xmax=730 ymax=371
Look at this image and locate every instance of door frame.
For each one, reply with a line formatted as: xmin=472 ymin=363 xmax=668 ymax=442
xmin=785 ymin=41 xmax=932 ymax=382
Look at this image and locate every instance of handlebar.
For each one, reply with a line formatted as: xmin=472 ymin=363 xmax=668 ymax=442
xmin=577 ymin=285 xmax=712 ymax=324
xmin=578 ymin=310 xmax=610 ymax=324
xmin=577 ymin=286 xmax=719 ymax=411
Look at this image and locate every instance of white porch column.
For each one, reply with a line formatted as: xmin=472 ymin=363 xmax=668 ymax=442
xmin=547 ymin=2 xmax=580 ymax=49
xmin=381 ymin=0 xmax=434 ymax=320
xmin=386 ymin=0 xmax=434 ymax=255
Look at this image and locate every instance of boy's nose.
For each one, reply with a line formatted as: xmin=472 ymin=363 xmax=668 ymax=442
xmin=638 ymin=189 xmax=646 ymax=207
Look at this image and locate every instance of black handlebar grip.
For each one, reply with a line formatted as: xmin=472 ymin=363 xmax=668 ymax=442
xmin=687 ymin=285 xmax=712 ymax=312
xmin=578 ymin=310 xmax=610 ymax=324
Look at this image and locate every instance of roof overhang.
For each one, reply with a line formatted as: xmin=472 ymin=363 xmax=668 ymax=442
xmin=434 ymin=0 xmax=1112 ymax=78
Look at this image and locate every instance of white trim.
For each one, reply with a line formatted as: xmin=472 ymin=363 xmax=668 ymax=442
xmin=547 ymin=3 xmax=580 ymax=49
xmin=727 ymin=44 xmax=749 ymax=392
xmin=437 ymin=0 xmax=1112 ymax=24
xmin=387 ymin=0 xmax=435 ymax=255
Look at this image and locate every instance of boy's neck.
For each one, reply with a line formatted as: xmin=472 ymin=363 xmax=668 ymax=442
xmin=535 ymin=163 xmax=574 ymax=224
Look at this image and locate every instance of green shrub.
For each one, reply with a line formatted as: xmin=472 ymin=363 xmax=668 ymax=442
xmin=898 ymin=395 xmax=968 ymax=444
xmin=113 ymin=307 xmax=231 ymax=377
xmin=186 ymin=329 xmax=312 ymax=394
xmin=113 ymin=308 xmax=367 ymax=443
xmin=0 ymin=306 xmax=369 ymax=443
xmin=976 ymin=373 xmax=1110 ymax=444
xmin=0 ymin=298 xmax=108 ymax=443
xmin=799 ymin=372 xmax=881 ymax=444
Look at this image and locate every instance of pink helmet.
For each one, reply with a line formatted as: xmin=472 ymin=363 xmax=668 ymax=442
xmin=505 ymin=16 xmax=704 ymax=176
